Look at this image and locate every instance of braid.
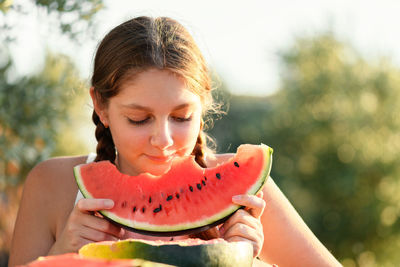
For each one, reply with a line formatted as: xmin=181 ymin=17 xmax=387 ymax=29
xmin=192 ymin=119 xmax=207 ymax=168
xmin=190 ymin=120 xmax=221 ymax=241
xmin=92 ymin=111 xmax=116 ymax=163
xmin=192 ymin=133 xmax=207 ymax=168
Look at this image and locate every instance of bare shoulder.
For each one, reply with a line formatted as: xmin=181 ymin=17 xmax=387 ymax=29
xmin=9 ymin=155 xmax=88 ymax=266
xmin=205 ymin=153 xmax=235 ymax=168
xmin=29 ymin=155 xmax=87 ymax=177
xmin=22 ymin=155 xmax=88 ymax=220
xmin=21 ymin=154 xmax=88 ymax=219
xmin=26 ymin=155 xmax=88 ymax=193
xmin=25 ymin=155 xmax=88 ymax=216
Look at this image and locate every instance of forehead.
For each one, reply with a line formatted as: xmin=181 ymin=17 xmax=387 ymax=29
xmin=114 ymin=69 xmax=202 ymax=109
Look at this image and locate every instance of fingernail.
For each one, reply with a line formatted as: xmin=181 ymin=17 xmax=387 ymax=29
xmin=104 ymin=199 xmax=114 ymax=208
xmin=219 ymin=225 xmax=225 ymax=235
xmin=120 ymin=228 xmax=125 ymax=238
xmin=232 ymin=195 xmax=241 ymax=201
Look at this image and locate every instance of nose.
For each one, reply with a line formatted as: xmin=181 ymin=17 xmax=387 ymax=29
xmin=150 ymin=118 xmax=173 ymax=150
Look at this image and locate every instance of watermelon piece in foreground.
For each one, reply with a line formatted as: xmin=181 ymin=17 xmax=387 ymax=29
xmin=79 ymin=238 xmax=253 ymax=267
xmin=18 ymin=253 xmax=174 ymax=267
xmin=74 ymin=143 xmax=273 ymax=235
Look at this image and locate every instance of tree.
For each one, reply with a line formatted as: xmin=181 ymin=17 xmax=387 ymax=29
xmin=0 ymin=0 xmax=104 ymax=188
xmin=0 ymin=53 xmax=85 ymax=186
xmin=1 ymin=0 xmax=104 ymax=41
xmin=209 ymin=33 xmax=400 ymax=266
xmin=0 ymin=1 xmax=103 ymax=263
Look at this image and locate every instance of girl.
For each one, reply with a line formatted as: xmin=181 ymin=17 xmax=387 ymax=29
xmin=8 ymin=16 xmax=340 ymax=266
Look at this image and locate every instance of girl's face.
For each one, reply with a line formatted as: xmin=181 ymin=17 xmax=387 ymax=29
xmin=95 ymin=69 xmax=203 ymax=176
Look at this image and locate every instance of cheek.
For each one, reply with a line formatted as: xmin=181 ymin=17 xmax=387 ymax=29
xmin=111 ymin=122 xmax=148 ymax=150
xmin=173 ymin=120 xmax=201 ymax=149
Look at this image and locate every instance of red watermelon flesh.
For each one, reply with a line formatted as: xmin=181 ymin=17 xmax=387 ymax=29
xmin=74 ymin=144 xmax=273 ymax=235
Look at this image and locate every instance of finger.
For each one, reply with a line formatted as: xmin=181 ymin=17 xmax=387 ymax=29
xmin=232 ymin=194 xmax=265 ymax=210
xmin=225 ymin=235 xmax=251 ymax=243
xmin=225 ymin=235 xmax=260 ymax=258
xmin=232 ymin=194 xmax=265 ymax=218
xmin=76 ymin=198 xmax=114 ymax=213
xmin=79 ymin=225 xmax=121 ymax=242
xmin=223 ymin=222 xmax=262 ymax=243
xmin=220 ymin=209 xmax=260 ymax=236
xmin=79 ymin=213 xmax=125 ymax=239
xmin=67 ymin=235 xmax=98 ymax=253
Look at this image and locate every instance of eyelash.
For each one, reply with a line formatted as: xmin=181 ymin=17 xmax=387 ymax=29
xmin=127 ymin=116 xmax=192 ymax=125
xmin=127 ymin=118 xmax=150 ymax=125
xmin=173 ymin=116 xmax=192 ymax=122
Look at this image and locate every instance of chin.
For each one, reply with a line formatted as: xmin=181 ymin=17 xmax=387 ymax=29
xmin=143 ymin=164 xmax=172 ymax=176
xmin=146 ymin=169 xmax=169 ymax=176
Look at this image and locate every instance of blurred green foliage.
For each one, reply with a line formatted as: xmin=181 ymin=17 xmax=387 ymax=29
xmin=34 ymin=0 xmax=104 ymax=39
xmin=0 ymin=53 xmax=85 ymax=188
xmin=0 ymin=0 xmax=103 ymax=186
xmin=0 ymin=0 xmax=13 ymax=13
xmin=0 ymin=1 xmax=103 ymax=263
xmin=0 ymin=0 xmax=104 ymax=41
xmin=210 ymin=33 xmax=400 ymax=266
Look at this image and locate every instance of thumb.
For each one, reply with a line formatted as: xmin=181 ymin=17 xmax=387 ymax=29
xmin=76 ymin=198 xmax=114 ymax=214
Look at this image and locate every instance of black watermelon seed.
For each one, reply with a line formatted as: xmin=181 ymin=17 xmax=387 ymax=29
xmin=141 ymin=207 xmax=146 ymax=213
xmin=234 ymin=161 xmax=240 ymax=167
xmin=133 ymin=206 xmax=137 ymax=212
xmin=204 ymin=176 xmax=207 ymax=181
xmin=121 ymin=201 xmax=127 ymax=208
xmin=170 ymin=237 xmax=174 ymax=241
xmin=148 ymin=197 xmax=152 ymax=203
xmin=216 ymin=173 xmax=221 ymax=179
xmin=197 ymin=183 xmax=202 ymax=190
xmin=176 ymin=193 xmax=180 ymax=199
xmin=167 ymin=195 xmax=173 ymax=201
xmin=189 ymin=185 xmax=194 ymax=192
xmin=202 ymin=180 xmax=206 ymax=186
xmin=153 ymin=204 xmax=162 ymax=213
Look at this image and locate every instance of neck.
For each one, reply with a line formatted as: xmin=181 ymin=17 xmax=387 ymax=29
xmin=115 ymin=153 xmax=139 ymax=176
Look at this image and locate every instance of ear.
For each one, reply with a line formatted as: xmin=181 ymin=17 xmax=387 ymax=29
xmin=90 ymin=87 xmax=109 ymax=127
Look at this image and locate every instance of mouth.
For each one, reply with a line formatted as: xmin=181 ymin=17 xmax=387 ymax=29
xmin=145 ymin=154 xmax=175 ymax=163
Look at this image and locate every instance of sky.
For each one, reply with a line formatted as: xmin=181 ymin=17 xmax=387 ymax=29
xmin=9 ymin=0 xmax=400 ymax=96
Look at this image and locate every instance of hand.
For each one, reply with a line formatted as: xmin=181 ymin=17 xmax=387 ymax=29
xmin=49 ymin=198 xmax=125 ymax=254
xmin=219 ymin=191 xmax=266 ymax=258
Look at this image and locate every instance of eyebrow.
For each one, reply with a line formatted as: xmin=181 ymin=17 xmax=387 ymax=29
xmin=121 ymin=103 xmax=194 ymax=112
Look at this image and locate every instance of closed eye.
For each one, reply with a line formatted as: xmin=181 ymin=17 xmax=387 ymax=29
xmin=172 ymin=116 xmax=192 ymax=122
xmin=127 ymin=117 xmax=150 ymax=125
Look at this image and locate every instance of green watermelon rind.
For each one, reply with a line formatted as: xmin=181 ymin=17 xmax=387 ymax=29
xmin=74 ymin=144 xmax=273 ymax=233
xmin=79 ymin=239 xmax=253 ymax=267
xmin=27 ymin=253 xmax=175 ymax=267
xmin=74 ymin=168 xmax=96 ymax=200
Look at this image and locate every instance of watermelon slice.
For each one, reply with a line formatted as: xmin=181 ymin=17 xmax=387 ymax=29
xmin=18 ymin=253 xmax=174 ymax=267
xmin=74 ymin=144 xmax=273 ymax=235
xmin=79 ymin=238 xmax=253 ymax=267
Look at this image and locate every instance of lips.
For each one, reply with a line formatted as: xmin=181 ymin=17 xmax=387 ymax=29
xmin=146 ymin=154 xmax=174 ymax=163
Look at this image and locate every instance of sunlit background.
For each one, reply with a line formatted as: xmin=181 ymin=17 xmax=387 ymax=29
xmin=1 ymin=0 xmax=400 ymax=266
